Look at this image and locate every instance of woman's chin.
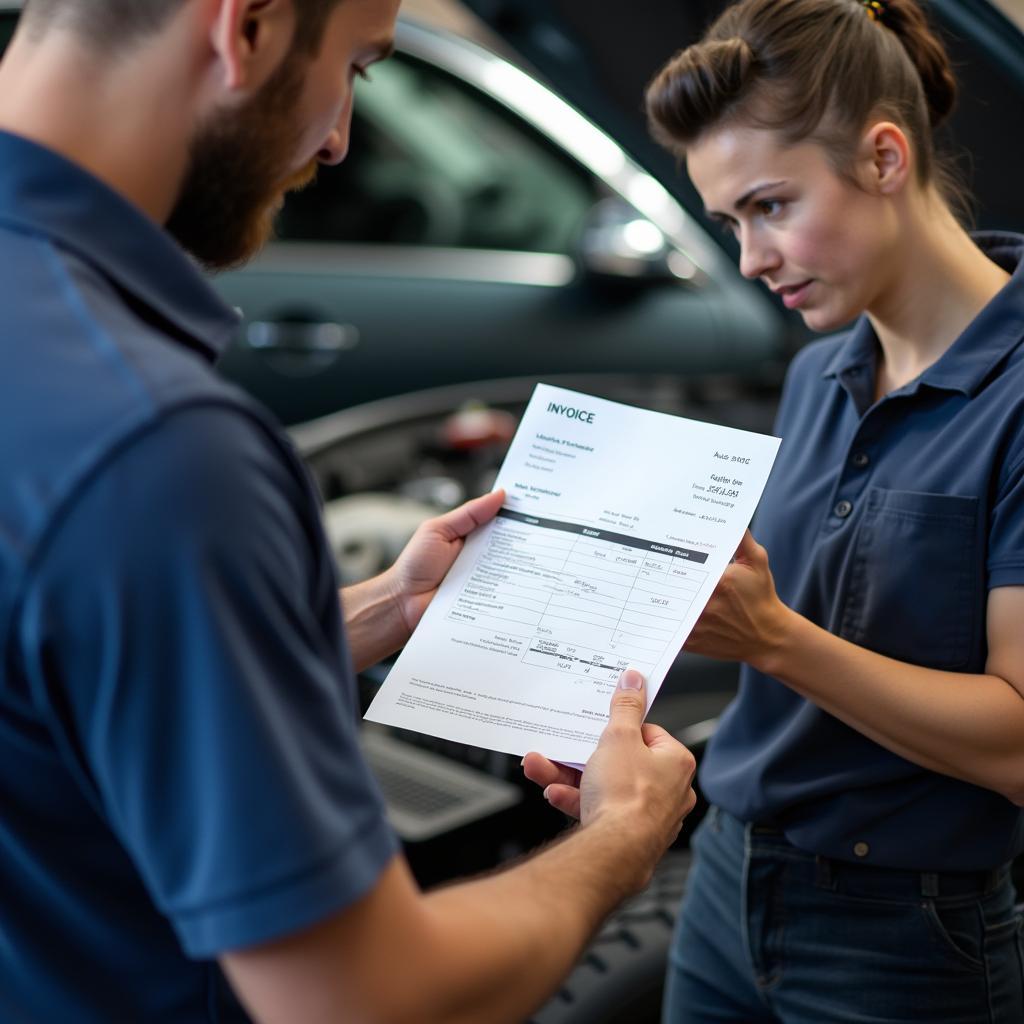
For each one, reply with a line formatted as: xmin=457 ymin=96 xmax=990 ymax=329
xmin=799 ymin=304 xmax=858 ymax=334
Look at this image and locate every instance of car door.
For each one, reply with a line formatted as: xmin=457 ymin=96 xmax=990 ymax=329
xmin=211 ymin=19 xmax=788 ymax=426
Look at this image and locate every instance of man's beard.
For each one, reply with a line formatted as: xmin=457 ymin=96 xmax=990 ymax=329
xmin=166 ymin=51 xmax=319 ymax=270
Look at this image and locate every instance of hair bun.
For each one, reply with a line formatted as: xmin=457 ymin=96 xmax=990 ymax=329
xmin=646 ymin=37 xmax=757 ymax=152
xmin=884 ymin=0 xmax=957 ymax=128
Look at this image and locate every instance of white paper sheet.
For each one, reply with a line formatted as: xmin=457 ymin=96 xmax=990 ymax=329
xmin=365 ymin=384 xmax=781 ymax=765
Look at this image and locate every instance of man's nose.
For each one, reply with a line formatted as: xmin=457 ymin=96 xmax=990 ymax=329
xmin=738 ymin=229 xmax=780 ymax=280
xmin=317 ymin=126 xmax=349 ymax=166
xmin=318 ymin=102 xmax=353 ymax=166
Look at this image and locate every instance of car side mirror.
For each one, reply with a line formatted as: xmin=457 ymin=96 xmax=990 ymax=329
xmin=577 ymin=197 xmax=695 ymax=284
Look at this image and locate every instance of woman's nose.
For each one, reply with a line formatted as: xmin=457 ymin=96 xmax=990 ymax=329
xmin=738 ymin=229 xmax=781 ymax=280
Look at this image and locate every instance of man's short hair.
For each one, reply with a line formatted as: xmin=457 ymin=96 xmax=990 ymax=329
xmin=22 ymin=0 xmax=341 ymax=55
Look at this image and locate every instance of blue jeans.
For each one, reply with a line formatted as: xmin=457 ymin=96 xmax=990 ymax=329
xmin=663 ymin=806 xmax=1024 ymax=1023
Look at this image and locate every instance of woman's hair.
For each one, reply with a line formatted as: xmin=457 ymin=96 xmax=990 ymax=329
xmin=645 ymin=0 xmax=959 ymax=194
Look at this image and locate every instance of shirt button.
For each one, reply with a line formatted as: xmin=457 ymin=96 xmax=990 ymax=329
xmin=834 ymin=500 xmax=853 ymax=518
xmin=851 ymin=452 xmax=870 ymax=468
xmin=853 ymin=841 xmax=870 ymax=858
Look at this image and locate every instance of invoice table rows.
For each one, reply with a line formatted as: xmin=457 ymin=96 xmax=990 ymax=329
xmin=447 ymin=510 xmax=709 ymax=675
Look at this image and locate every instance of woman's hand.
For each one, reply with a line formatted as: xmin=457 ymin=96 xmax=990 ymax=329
xmin=684 ymin=530 xmax=795 ymax=672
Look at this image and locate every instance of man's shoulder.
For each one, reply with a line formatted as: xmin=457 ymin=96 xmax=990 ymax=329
xmin=0 ymin=217 xmax=267 ymax=441
xmin=0 ymin=223 xmax=286 ymax=583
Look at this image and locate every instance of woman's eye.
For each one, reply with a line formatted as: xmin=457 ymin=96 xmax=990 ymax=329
xmin=757 ymin=199 xmax=783 ymax=218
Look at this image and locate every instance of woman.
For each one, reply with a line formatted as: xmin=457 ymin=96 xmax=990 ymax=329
xmin=642 ymin=0 xmax=1024 ymax=1020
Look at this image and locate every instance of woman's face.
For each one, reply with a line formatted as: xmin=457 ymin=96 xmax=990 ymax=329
xmin=686 ymin=125 xmax=898 ymax=332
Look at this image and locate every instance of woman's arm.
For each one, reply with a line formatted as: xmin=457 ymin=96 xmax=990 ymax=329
xmin=689 ymin=532 xmax=1024 ymax=805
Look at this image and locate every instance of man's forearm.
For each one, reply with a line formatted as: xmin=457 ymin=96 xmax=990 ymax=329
xmin=224 ymin=818 xmax=671 ymax=1024
xmin=410 ymin=815 xmax=658 ymax=1024
xmin=340 ymin=576 xmax=409 ymax=673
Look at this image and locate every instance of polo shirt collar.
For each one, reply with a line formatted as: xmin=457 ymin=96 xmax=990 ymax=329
xmin=0 ymin=131 xmax=240 ymax=361
xmin=822 ymin=231 xmax=1024 ymax=397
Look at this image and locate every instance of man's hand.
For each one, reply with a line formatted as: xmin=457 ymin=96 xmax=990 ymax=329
xmin=684 ymin=529 xmax=795 ymax=671
xmin=342 ymin=489 xmax=504 ymax=671
xmin=524 ymin=670 xmax=696 ymax=873
xmin=382 ymin=488 xmax=505 ymax=637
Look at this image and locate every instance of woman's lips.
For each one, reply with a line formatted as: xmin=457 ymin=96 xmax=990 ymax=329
xmin=776 ymin=280 xmax=814 ymax=310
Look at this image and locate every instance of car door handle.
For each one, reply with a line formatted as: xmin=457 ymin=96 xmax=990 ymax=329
xmin=245 ymin=320 xmax=360 ymax=354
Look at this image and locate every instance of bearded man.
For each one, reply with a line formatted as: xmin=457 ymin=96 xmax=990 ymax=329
xmin=0 ymin=2 xmax=696 ymax=1022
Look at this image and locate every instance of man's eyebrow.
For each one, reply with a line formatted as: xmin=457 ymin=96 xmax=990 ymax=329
xmin=705 ymin=179 xmax=786 ymax=220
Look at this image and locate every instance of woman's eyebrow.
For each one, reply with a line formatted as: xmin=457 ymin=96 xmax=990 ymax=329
xmin=705 ymin=179 xmax=787 ymax=219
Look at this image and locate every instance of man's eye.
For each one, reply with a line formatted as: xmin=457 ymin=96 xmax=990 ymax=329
xmin=355 ymin=66 xmax=373 ymax=82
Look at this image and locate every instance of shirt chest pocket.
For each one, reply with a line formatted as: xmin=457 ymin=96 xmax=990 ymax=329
xmin=836 ymin=488 xmax=982 ymax=671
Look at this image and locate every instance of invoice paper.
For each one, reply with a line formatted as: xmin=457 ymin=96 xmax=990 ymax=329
xmin=365 ymin=384 xmax=781 ymax=765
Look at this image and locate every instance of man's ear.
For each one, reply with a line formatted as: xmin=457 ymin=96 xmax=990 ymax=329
xmin=858 ymin=120 xmax=912 ymax=196
xmin=209 ymin=0 xmax=295 ymax=95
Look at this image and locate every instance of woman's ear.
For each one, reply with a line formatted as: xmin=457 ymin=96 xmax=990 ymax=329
xmin=208 ymin=0 xmax=295 ymax=95
xmin=858 ymin=120 xmax=912 ymax=196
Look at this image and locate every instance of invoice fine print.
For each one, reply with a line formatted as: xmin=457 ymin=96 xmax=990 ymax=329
xmin=366 ymin=383 xmax=781 ymax=765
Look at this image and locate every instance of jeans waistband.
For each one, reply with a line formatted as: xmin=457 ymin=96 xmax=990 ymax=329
xmin=714 ymin=808 xmax=1009 ymax=900
xmin=812 ymin=854 xmax=1007 ymax=900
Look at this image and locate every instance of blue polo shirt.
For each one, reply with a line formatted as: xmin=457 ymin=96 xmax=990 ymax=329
xmin=0 ymin=132 xmax=398 ymax=1022
xmin=702 ymin=231 xmax=1024 ymax=872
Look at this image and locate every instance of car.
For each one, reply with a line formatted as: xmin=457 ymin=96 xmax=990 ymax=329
xmin=3 ymin=2 xmax=1022 ymax=1020
xmin=212 ymin=9 xmax=792 ymax=427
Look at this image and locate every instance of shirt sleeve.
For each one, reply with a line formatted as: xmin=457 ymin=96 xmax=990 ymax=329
xmin=17 ymin=401 xmax=399 ymax=958
xmin=989 ymin=447 xmax=1024 ymax=588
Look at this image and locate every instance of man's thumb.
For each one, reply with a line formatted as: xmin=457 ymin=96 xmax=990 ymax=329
xmin=608 ymin=669 xmax=646 ymax=725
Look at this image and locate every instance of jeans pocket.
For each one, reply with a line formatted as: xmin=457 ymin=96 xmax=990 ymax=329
xmin=922 ymin=899 xmax=986 ymax=972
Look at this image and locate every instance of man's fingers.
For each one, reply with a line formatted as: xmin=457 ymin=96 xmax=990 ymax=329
xmin=543 ymin=783 xmax=582 ymax=819
xmin=522 ymin=752 xmax=580 ymax=789
xmin=606 ymin=669 xmax=646 ymax=729
xmin=433 ymin=489 xmax=505 ymax=541
xmin=640 ymin=722 xmax=677 ymax=749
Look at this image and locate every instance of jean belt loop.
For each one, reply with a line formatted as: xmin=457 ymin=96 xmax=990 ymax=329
xmin=921 ymin=872 xmax=940 ymax=899
xmin=984 ymin=865 xmax=1005 ymax=896
xmin=815 ymin=855 xmax=836 ymax=891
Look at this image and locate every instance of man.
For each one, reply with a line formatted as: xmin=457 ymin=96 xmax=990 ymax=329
xmin=0 ymin=1 xmax=697 ymax=1022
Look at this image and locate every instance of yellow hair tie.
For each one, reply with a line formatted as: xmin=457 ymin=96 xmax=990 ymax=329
xmin=862 ymin=0 xmax=887 ymax=22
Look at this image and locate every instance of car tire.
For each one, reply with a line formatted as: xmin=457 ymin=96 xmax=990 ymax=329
xmin=526 ymin=850 xmax=691 ymax=1024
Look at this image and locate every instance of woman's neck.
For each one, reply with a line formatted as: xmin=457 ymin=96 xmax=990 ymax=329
xmin=868 ymin=189 xmax=1010 ymax=400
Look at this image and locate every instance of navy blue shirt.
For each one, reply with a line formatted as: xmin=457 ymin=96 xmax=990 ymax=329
xmin=702 ymin=232 xmax=1024 ymax=871
xmin=0 ymin=132 xmax=398 ymax=1022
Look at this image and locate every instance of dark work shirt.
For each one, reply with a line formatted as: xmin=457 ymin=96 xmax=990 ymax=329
xmin=702 ymin=232 xmax=1024 ymax=871
xmin=0 ymin=132 xmax=397 ymax=1022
